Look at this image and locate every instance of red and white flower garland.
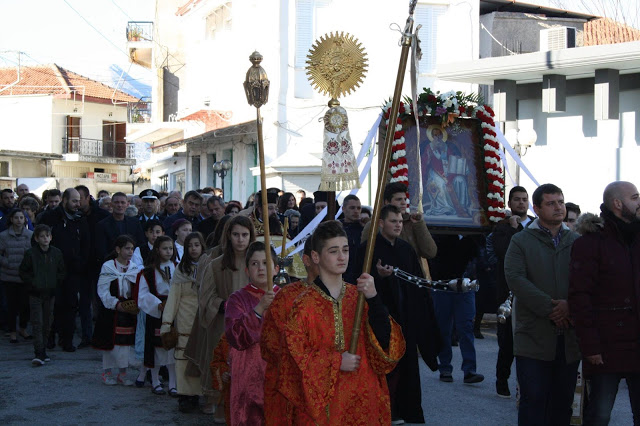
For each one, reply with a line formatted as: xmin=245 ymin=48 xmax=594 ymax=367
xmin=381 ymin=98 xmax=506 ymax=223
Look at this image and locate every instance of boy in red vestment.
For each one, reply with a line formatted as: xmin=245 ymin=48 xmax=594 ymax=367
xmin=261 ymin=237 xmax=319 ymax=425
xmin=283 ymin=221 xmax=406 ymax=425
xmin=224 ymin=241 xmax=280 ymax=426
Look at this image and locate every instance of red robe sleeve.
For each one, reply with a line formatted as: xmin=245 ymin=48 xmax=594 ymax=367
xmin=224 ymin=290 xmax=262 ymax=351
xmin=365 ymin=316 xmax=406 ymax=375
xmin=284 ymin=293 xmax=342 ymax=421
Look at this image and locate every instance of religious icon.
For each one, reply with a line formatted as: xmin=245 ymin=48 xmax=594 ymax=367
xmin=404 ymin=116 xmax=488 ymax=232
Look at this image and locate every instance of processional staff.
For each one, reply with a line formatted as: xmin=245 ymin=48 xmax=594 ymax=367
xmin=244 ymin=51 xmax=274 ymax=286
xmin=348 ymin=0 xmax=419 ymax=354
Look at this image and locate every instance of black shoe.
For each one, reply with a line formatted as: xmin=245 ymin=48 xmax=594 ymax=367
xmin=496 ymin=380 xmax=511 ymax=398
xmin=178 ymin=396 xmax=195 ymax=413
xmin=463 ymin=372 xmax=484 ymax=384
xmin=62 ymin=345 xmax=76 ymax=353
xmin=32 ymin=353 xmax=45 ymax=366
xmin=474 ymin=330 xmax=484 ymax=339
xmin=77 ymin=340 xmax=91 ymax=349
xmin=439 ymin=373 xmax=453 ymax=383
xmin=43 ymin=352 xmax=51 ymax=362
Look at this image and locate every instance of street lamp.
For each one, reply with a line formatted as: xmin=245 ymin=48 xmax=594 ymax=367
xmin=212 ymin=159 xmax=232 ymax=200
xmin=128 ymin=168 xmax=139 ymax=194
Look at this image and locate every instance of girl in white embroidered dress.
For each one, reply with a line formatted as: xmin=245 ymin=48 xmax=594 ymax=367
xmin=137 ymin=236 xmax=177 ymax=396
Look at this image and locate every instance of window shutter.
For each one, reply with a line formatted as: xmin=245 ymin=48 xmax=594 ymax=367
xmin=415 ymin=4 xmax=447 ymax=74
xmin=295 ymin=0 xmax=314 ymax=69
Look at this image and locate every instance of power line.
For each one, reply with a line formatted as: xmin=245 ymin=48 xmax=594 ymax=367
xmin=62 ymin=0 xmax=130 ymax=58
xmin=62 ymin=0 xmax=180 ymax=90
xmin=111 ymin=0 xmax=132 ymax=20
xmin=0 ymin=54 xmax=149 ymax=100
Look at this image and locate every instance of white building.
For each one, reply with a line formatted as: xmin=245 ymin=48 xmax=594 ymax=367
xmin=439 ymin=8 xmax=640 ymax=213
xmin=0 ymin=64 xmax=146 ymax=195
xmin=130 ymin=0 xmax=479 ymax=205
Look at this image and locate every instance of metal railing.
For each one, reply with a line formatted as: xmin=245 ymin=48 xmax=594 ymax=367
xmin=126 ymin=21 xmax=153 ymax=42
xmin=62 ymin=137 xmax=135 ymax=159
xmin=128 ymin=97 xmax=152 ymax=123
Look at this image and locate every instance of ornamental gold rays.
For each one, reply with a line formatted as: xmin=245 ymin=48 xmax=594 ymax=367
xmin=306 ymin=32 xmax=368 ymax=103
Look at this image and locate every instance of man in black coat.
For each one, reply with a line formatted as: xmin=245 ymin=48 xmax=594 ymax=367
xmin=340 ymin=194 xmax=363 ymax=285
xmin=357 ymin=204 xmax=430 ymax=424
xmin=491 ymin=185 xmax=534 ymax=398
xmin=95 ymin=192 xmax=145 ymax=264
xmin=39 ymin=188 xmax=91 ymax=352
xmin=163 ymin=190 xmax=203 ymax=239
xmin=198 ymin=195 xmax=225 ymax=241
xmin=75 ymin=185 xmax=110 ymax=348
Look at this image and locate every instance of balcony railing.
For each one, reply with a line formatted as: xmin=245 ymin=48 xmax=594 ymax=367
xmin=62 ymin=138 xmax=135 ymax=159
xmin=128 ymin=97 xmax=152 ymax=123
xmin=126 ymin=21 xmax=153 ymax=42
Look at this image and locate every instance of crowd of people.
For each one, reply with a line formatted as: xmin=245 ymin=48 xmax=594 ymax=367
xmin=0 ymin=178 xmax=638 ymax=425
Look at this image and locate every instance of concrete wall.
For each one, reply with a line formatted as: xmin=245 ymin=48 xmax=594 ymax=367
xmin=480 ymin=12 xmax=587 ymax=58
xmin=515 ymin=88 xmax=640 ymax=213
xmin=0 ymin=95 xmax=54 ymax=153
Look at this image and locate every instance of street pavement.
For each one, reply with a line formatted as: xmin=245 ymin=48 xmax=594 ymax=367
xmin=0 ymin=316 xmax=634 ymax=425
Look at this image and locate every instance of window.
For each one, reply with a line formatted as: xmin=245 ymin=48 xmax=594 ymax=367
xmin=64 ymin=116 xmax=81 ymax=154
xmin=414 ymin=3 xmax=447 ymax=74
xmin=191 ymin=155 xmax=201 ymax=189
xmin=103 ymin=121 xmax=127 ymax=158
xmin=206 ymin=3 xmax=232 ymax=40
xmin=294 ymin=0 xmax=330 ymax=98
xmin=160 ymin=174 xmax=169 ymax=192
xmin=172 ymin=171 xmax=185 ymax=194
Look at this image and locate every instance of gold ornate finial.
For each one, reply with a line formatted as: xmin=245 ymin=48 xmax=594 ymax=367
xmin=306 ymin=32 xmax=368 ymax=100
xmin=244 ymin=51 xmax=270 ymax=108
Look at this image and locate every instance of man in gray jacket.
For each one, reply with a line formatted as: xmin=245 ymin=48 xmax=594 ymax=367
xmin=505 ymin=183 xmax=581 ymax=426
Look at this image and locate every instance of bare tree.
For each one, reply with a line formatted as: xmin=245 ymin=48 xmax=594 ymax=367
xmin=549 ymin=0 xmax=640 ymax=29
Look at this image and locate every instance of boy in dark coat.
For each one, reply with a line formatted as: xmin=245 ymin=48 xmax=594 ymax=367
xmin=19 ymin=224 xmax=65 ymax=365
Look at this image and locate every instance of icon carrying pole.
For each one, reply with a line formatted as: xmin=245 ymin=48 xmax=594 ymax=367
xmin=349 ymin=1 xmax=417 ymax=354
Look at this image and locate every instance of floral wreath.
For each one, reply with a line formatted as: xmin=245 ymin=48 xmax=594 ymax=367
xmin=382 ymin=88 xmax=505 ymax=223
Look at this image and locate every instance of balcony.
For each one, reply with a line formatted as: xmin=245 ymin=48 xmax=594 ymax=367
xmin=62 ymin=137 xmax=136 ymax=165
xmin=127 ymin=21 xmax=153 ymax=69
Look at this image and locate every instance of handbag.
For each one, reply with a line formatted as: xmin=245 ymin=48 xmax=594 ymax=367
xmin=161 ymin=323 xmax=178 ymax=350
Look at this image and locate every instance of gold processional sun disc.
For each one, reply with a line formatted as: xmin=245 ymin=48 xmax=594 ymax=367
xmin=306 ymin=32 xmax=368 ymax=100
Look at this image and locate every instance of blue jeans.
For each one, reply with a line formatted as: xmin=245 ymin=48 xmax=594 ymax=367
xmin=431 ymin=290 xmax=477 ymax=375
xmin=584 ymin=372 xmax=640 ymax=426
xmin=516 ymin=336 xmax=579 ymax=426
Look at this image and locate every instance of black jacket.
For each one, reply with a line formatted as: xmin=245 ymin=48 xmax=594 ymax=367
xmin=83 ymin=198 xmax=110 ymax=276
xmin=357 ymin=234 xmax=436 ymax=424
xmin=163 ymin=209 xmax=201 ymax=239
xmin=198 ymin=216 xmax=219 ymax=242
xmin=340 ymin=219 xmax=363 ymax=285
xmin=38 ymin=205 xmax=91 ymax=275
xmin=95 ymin=215 xmax=145 ymax=263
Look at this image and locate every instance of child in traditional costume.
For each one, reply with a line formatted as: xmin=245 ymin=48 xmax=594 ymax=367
xmin=282 ymin=221 xmax=406 ymax=425
xmin=132 ymin=219 xmax=164 ymax=387
xmin=224 ymin=241 xmax=280 ymax=426
xmin=92 ymin=235 xmax=141 ymax=385
xmin=161 ymin=232 xmax=205 ymax=412
xmin=137 ymin=235 xmax=177 ymax=396
xmin=184 ymin=215 xmax=255 ymax=415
